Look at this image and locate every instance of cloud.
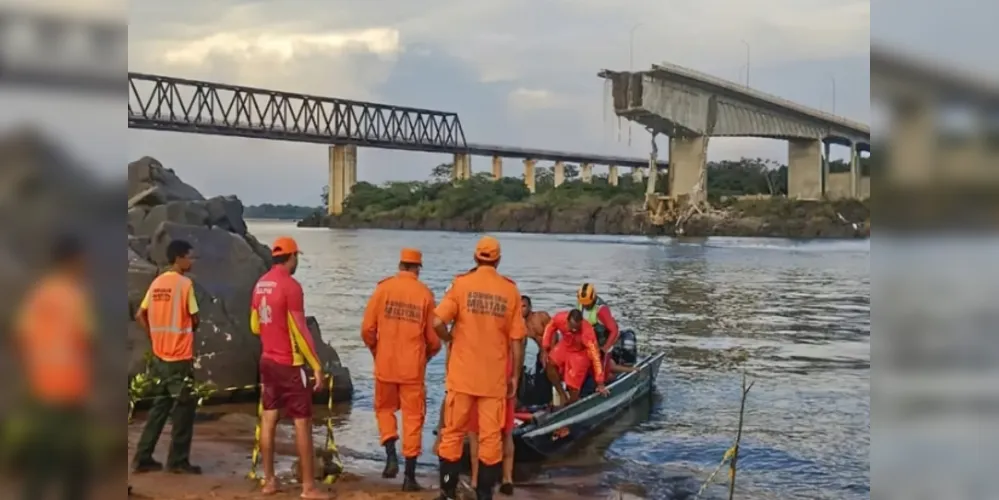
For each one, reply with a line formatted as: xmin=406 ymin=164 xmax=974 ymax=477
xmin=121 ymin=0 xmax=874 ymax=204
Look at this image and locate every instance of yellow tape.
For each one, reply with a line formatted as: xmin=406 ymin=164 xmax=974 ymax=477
xmin=322 ymin=373 xmax=343 ymax=484
xmin=248 ymin=393 xmax=264 ymax=483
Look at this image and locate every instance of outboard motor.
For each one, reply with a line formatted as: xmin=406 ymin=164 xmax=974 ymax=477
xmin=612 ymin=329 xmax=638 ymax=366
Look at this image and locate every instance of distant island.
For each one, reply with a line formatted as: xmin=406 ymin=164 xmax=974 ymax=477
xmin=298 ymin=158 xmax=872 ymax=239
xmin=244 ymin=203 xmax=321 ymax=220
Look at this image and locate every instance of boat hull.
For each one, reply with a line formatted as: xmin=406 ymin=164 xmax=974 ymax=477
xmin=511 ymin=351 xmax=665 ymax=462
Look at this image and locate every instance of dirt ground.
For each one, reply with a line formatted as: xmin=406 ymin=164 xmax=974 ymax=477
xmin=126 ymin=412 xmax=630 ymax=500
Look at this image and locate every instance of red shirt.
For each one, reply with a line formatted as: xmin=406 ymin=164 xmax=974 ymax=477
xmin=542 ymin=310 xmax=599 ymax=352
xmin=250 ymin=265 xmax=321 ymax=370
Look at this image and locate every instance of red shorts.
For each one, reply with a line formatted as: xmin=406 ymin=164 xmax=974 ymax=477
xmin=549 ymin=343 xmax=593 ymax=391
xmin=466 ymin=397 xmax=516 ymax=434
xmin=259 ymin=357 xmax=312 ymax=419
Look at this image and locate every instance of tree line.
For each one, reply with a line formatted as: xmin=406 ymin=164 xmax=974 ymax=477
xmin=258 ymin=156 xmax=873 ymax=220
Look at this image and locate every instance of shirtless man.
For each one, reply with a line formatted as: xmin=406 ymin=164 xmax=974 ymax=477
xmin=522 ymin=295 xmax=551 ymax=348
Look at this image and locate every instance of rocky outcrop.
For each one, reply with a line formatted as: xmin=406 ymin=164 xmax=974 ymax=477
xmin=128 ymin=156 xmax=353 ymax=403
xmin=301 ymin=196 xmax=868 ymax=239
xmin=309 ymin=199 xmax=651 ymax=235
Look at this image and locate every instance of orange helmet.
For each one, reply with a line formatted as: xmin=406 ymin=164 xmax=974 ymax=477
xmin=577 ymin=283 xmax=596 ymax=307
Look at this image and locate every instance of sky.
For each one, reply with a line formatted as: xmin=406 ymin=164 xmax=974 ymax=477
xmin=0 ymin=0 xmax=902 ymax=206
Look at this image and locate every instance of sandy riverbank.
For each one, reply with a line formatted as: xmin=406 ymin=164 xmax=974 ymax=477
xmin=127 ymin=410 xmax=631 ymax=500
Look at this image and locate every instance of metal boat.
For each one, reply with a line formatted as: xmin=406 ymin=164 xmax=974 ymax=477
xmin=510 ymin=351 xmax=665 ymax=462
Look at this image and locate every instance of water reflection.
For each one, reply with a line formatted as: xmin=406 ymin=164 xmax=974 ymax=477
xmin=246 ymin=223 xmax=870 ymax=500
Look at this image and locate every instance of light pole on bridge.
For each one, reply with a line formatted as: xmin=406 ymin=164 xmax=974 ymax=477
xmin=629 ymin=23 xmax=644 ymax=71
xmin=741 ymin=39 xmax=751 ymax=87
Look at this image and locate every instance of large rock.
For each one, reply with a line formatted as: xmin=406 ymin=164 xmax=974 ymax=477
xmin=128 ymin=156 xmax=205 ymax=204
xmin=126 ymin=156 xmax=353 ymax=404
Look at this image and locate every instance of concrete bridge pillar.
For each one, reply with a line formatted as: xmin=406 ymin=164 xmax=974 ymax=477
xmin=632 ymin=166 xmax=644 ymax=182
xmin=850 ymin=143 xmax=860 ymax=198
xmin=608 ymin=165 xmax=619 ymax=186
xmin=788 ymin=139 xmax=823 ymax=200
xmin=524 ymin=159 xmax=536 ymax=193
xmin=492 ymin=156 xmax=503 ymax=180
xmin=328 ymin=144 xmax=357 ymax=216
xmin=554 ymin=161 xmax=565 ymax=187
xmin=452 ymin=153 xmax=471 ymax=182
xmin=889 ymin=99 xmax=936 ymax=186
xmin=668 ymin=136 xmax=707 ymax=202
xmin=581 ymin=163 xmax=593 ymax=183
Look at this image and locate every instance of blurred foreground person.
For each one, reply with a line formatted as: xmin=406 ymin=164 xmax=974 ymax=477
xmin=250 ymin=237 xmax=329 ymax=499
xmin=132 ymin=239 xmax=202 ymax=475
xmin=361 ymin=248 xmax=441 ymax=491
xmin=434 ymin=236 xmax=525 ymax=500
xmin=15 ymin=234 xmax=94 ymax=500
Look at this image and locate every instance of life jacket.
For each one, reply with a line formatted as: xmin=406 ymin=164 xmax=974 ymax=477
xmin=577 ymin=296 xmax=610 ymax=347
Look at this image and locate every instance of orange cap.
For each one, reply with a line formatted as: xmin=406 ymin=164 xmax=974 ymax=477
xmin=271 ymin=236 xmax=301 ymax=257
xmin=400 ymin=248 xmax=423 ymax=265
xmin=474 ymin=236 xmax=501 ymax=262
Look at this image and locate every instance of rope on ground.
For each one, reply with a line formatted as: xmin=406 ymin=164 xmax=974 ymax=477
xmin=247 ymin=393 xmax=264 ymax=484
xmin=322 ymin=373 xmax=344 ymax=484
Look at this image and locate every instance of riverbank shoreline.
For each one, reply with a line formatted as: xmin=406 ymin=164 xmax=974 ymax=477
xmin=299 ymin=198 xmax=871 ymax=239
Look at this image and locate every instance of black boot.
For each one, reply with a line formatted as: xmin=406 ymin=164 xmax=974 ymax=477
xmin=475 ymin=462 xmax=501 ymax=500
xmin=382 ymin=438 xmax=399 ymax=479
xmin=401 ymin=457 xmax=422 ymax=491
xmin=437 ymin=458 xmax=460 ymax=499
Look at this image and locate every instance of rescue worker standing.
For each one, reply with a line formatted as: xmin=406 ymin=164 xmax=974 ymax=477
xmin=15 ymin=234 xmax=94 ymax=500
xmin=250 ymin=237 xmax=329 ymax=499
xmin=361 ymin=248 xmax=441 ymax=491
xmin=132 ymin=239 xmax=202 ymax=475
xmin=433 ymin=236 xmax=525 ymax=500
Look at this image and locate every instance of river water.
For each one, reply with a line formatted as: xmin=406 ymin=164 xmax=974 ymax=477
xmin=246 ymin=221 xmax=870 ymax=500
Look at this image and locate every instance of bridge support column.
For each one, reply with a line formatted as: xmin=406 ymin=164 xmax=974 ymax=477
xmin=608 ymin=165 xmax=618 ymax=186
xmin=452 ymin=153 xmax=471 ymax=182
xmin=668 ymin=136 xmax=707 ymax=202
xmin=524 ymin=159 xmax=536 ymax=193
xmin=850 ymin=143 xmax=859 ymax=198
xmin=889 ymin=99 xmax=936 ymax=186
xmin=492 ymin=156 xmax=503 ymax=180
xmin=632 ymin=167 xmax=644 ymax=183
xmin=788 ymin=139 xmax=823 ymax=200
xmin=822 ymin=140 xmax=832 ymax=196
xmin=581 ymin=163 xmax=593 ymax=183
xmin=554 ymin=161 xmax=565 ymax=187
xmin=328 ymin=144 xmax=357 ymax=216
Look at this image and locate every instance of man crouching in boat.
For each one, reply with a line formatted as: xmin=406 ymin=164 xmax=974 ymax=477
xmin=540 ymin=309 xmax=609 ymax=406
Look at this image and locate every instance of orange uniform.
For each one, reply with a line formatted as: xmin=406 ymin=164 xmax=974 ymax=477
xmin=361 ymin=249 xmax=441 ymax=459
xmin=141 ymin=271 xmax=198 ymax=361
xmin=543 ymin=310 xmax=605 ymax=390
xmin=16 ymin=273 xmax=92 ymax=405
xmin=435 ymin=238 xmax=525 ymax=467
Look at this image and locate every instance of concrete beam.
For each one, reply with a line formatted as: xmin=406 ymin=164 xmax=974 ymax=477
xmin=608 ymin=165 xmax=618 ymax=186
xmin=581 ymin=163 xmax=593 ymax=183
xmin=524 ymin=159 xmax=536 ymax=193
xmin=453 ymin=153 xmax=471 ymax=182
xmin=492 ymin=155 xmax=503 ymax=180
xmin=788 ymin=139 xmax=823 ymax=200
xmin=554 ymin=161 xmax=565 ymax=187
xmin=667 ymin=136 xmax=707 ymax=202
xmin=328 ymin=144 xmax=357 ymax=215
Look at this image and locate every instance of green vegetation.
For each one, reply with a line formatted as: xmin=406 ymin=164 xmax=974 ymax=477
xmin=318 ymin=155 xmax=873 ymax=224
xmin=244 ymin=203 xmax=321 ymax=220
